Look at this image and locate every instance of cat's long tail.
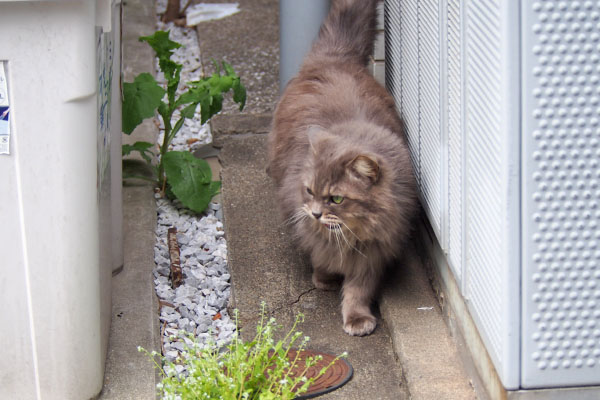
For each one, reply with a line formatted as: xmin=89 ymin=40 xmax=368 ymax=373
xmin=311 ymin=0 xmax=381 ymax=66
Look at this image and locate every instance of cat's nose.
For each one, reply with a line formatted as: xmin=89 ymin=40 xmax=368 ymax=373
xmin=312 ymin=211 xmax=322 ymax=219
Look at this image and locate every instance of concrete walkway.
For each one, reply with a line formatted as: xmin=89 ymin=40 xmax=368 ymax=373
xmin=99 ymin=0 xmax=480 ymax=399
xmin=99 ymin=0 xmax=160 ymax=398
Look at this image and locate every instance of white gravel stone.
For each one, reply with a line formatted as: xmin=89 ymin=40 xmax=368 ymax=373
xmin=190 ymin=268 xmax=206 ymax=280
xmin=160 ymin=313 xmax=180 ymax=324
xmin=165 ymin=350 xmax=179 ymax=363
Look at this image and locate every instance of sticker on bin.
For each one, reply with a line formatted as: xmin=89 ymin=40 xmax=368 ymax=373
xmin=0 ymin=62 xmax=9 ymax=155
xmin=0 ymin=62 xmax=7 ymax=107
xmin=0 ymin=107 xmax=9 ymax=155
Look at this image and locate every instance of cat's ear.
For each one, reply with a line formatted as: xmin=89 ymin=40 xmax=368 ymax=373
xmin=348 ymin=155 xmax=380 ymax=183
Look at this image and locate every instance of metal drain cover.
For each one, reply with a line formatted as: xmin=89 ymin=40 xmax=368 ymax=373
xmin=285 ymin=349 xmax=353 ymax=399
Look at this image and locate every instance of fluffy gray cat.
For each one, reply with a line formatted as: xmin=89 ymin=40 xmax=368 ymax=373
xmin=267 ymin=0 xmax=418 ymax=336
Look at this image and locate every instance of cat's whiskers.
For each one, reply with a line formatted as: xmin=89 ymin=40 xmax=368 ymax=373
xmin=338 ymin=226 xmax=366 ymax=258
xmin=331 ymin=224 xmax=344 ymax=261
xmin=320 ymin=217 xmax=348 ymax=265
xmin=328 ymin=220 xmax=363 ymax=257
xmin=282 ymin=208 xmax=309 ymax=227
xmin=340 ymin=221 xmax=361 ymax=242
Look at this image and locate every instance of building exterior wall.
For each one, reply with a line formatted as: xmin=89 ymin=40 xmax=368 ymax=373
xmin=383 ymin=0 xmax=600 ymax=392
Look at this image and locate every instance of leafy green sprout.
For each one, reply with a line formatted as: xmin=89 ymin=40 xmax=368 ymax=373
xmin=139 ymin=304 xmax=347 ymax=399
xmin=122 ymin=30 xmax=246 ymax=213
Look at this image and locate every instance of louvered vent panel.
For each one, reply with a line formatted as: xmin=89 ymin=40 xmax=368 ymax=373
xmin=385 ymin=0 xmax=520 ymax=388
xmin=464 ymin=0 xmax=506 ymax=376
xmin=384 ymin=0 xmax=401 ymax=109
xmin=399 ymin=0 xmax=420 ymax=182
xmin=446 ymin=0 xmax=462 ymax=280
xmin=418 ymin=0 xmax=442 ymax=234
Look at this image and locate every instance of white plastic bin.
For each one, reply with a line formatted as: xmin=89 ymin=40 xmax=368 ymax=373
xmin=0 ymin=1 xmax=122 ymax=399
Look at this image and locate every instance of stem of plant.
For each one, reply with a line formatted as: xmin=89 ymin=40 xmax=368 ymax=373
xmin=158 ymin=114 xmax=171 ymax=192
xmin=157 ymin=102 xmax=176 ymax=192
xmin=157 ymin=102 xmax=187 ymax=194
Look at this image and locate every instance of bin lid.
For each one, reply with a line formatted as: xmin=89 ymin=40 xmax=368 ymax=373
xmin=0 ymin=0 xmax=121 ymax=33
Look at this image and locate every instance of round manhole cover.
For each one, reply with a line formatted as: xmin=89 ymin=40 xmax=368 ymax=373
xmin=283 ymin=349 xmax=353 ymax=399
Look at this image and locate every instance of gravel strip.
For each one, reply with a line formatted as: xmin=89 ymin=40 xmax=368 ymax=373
xmin=152 ymin=0 xmax=236 ymax=363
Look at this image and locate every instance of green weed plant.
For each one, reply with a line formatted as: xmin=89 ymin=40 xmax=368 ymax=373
xmin=140 ymin=305 xmax=346 ymax=399
xmin=122 ymin=30 xmax=246 ymax=213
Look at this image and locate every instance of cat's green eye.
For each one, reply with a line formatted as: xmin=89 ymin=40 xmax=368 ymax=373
xmin=306 ymin=187 xmax=314 ymax=196
xmin=331 ymin=195 xmax=344 ymax=204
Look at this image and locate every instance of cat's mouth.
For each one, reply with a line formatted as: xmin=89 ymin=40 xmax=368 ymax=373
xmin=323 ymin=222 xmax=341 ymax=230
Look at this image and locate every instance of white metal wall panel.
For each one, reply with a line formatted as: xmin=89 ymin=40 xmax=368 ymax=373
xmin=521 ymin=0 xmax=600 ymax=388
xmin=384 ymin=0 xmax=402 ymax=110
xmin=385 ymin=0 xmax=520 ymax=389
xmin=418 ymin=0 xmax=443 ymax=235
xmin=399 ymin=0 xmax=420 ymax=184
xmin=446 ymin=0 xmax=463 ymax=281
xmin=463 ymin=0 xmax=521 ymax=388
xmin=386 ymin=0 xmax=462 ymax=285
xmin=386 ymin=0 xmax=600 ymax=391
xmin=464 ymin=0 xmax=505 ymax=374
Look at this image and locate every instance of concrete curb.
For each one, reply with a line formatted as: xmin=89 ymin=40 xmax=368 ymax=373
xmin=379 ymin=239 xmax=478 ymax=400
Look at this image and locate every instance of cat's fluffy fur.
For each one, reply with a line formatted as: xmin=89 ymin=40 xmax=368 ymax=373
xmin=267 ymin=0 xmax=418 ymax=336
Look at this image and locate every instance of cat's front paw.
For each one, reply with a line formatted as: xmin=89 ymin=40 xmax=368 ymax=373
xmin=343 ymin=314 xmax=377 ymax=336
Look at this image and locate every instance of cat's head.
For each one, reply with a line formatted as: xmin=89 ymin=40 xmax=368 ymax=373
xmin=296 ymin=125 xmax=390 ymax=245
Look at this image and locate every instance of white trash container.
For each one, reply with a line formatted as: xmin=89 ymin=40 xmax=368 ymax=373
xmin=0 ymin=1 xmax=122 ymax=399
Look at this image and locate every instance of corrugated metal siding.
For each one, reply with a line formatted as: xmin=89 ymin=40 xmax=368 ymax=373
xmin=384 ymin=0 xmax=402 ymax=109
xmin=464 ymin=0 xmax=505 ymax=371
xmin=384 ymin=0 xmax=521 ymax=389
xmin=446 ymin=0 xmax=462 ymax=279
xmin=418 ymin=0 xmax=442 ymax=234
xmin=399 ymin=0 xmax=420 ymax=183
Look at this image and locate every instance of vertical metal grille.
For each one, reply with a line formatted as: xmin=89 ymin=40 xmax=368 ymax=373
xmin=384 ymin=0 xmax=521 ymax=389
xmin=463 ymin=0 xmax=505 ymax=374
xmin=446 ymin=0 xmax=463 ymax=280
